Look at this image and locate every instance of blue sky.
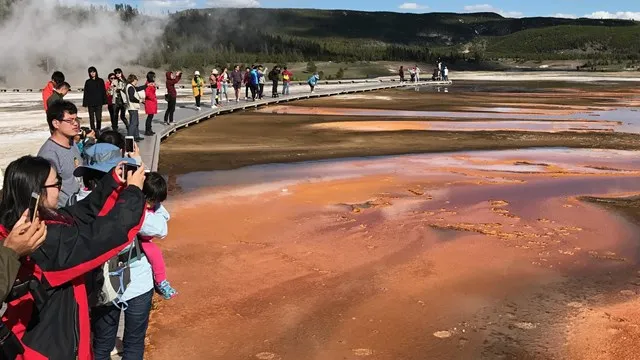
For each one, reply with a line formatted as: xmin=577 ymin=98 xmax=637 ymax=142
xmin=97 ymin=0 xmax=640 ymax=19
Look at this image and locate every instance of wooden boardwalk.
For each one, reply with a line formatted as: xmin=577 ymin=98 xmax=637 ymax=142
xmin=137 ymin=79 xmax=452 ymax=171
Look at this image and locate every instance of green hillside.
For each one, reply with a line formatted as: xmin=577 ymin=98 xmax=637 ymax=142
xmin=152 ymin=8 xmax=640 ymax=68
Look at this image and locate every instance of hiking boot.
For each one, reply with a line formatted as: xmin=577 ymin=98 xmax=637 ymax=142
xmin=156 ymin=280 xmax=177 ymax=299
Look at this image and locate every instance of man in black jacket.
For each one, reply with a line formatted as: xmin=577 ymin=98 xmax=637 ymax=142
xmin=82 ymin=66 xmax=107 ymax=133
xmin=269 ymin=66 xmax=281 ymax=98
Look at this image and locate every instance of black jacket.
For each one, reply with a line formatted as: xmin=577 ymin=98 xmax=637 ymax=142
xmin=82 ymin=77 xmax=107 ymax=107
xmin=0 ymin=171 xmax=145 ymax=360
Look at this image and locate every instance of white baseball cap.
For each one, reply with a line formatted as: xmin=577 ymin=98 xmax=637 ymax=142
xmin=194 ymin=71 xmax=200 ymax=76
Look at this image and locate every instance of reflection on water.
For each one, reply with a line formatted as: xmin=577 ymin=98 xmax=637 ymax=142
xmin=257 ymin=105 xmax=640 ymax=134
xmin=176 ymin=148 xmax=640 ymax=193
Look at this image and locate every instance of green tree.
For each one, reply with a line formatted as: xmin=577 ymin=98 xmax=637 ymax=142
xmin=306 ymin=61 xmax=317 ymax=73
xmin=336 ymin=67 xmax=345 ymax=79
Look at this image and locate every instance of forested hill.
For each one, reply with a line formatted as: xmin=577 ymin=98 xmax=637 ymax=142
xmin=154 ymin=8 xmax=640 ymax=67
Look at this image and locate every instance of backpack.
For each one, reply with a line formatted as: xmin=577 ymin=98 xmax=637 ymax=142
xmin=115 ymin=88 xmax=125 ymax=107
xmin=89 ymin=238 xmax=141 ymax=308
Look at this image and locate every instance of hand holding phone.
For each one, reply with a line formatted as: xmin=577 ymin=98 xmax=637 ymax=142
xmin=28 ymin=192 xmax=40 ymax=223
xmin=125 ymin=163 xmax=146 ymax=190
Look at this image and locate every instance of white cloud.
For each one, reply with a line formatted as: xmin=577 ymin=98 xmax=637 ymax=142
xmin=463 ymin=4 xmax=523 ymax=18
xmin=145 ymin=0 xmax=197 ymax=7
xmin=206 ymin=0 xmax=261 ymax=7
xmin=550 ymin=13 xmax=577 ymax=19
xmin=399 ymin=2 xmax=429 ymax=10
xmin=584 ymin=11 xmax=640 ymax=20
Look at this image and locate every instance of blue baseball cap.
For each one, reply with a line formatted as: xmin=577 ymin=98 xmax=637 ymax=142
xmin=73 ymin=143 xmax=136 ymax=177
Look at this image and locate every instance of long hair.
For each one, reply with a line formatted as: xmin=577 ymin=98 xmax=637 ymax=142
xmin=0 ymin=156 xmax=60 ymax=230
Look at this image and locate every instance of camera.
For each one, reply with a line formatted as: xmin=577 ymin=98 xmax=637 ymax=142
xmin=79 ymin=127 xmax=92 ymax=140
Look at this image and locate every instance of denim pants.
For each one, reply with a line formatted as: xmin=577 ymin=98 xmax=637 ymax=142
xmin=127 ymin=110 xmax=139 ymax=138
xmin=91 ymin=289 xmax=154 ymax=360
xmin=282 ymin=82 xmax=290 ymax=95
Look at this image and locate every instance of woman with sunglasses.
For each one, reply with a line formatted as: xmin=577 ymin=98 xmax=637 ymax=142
xmin=0 ymin=155 xmax=147 ymax=360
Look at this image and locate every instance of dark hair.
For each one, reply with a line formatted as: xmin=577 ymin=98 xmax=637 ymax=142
xmin=127 ymin=74 xmax=137 ymax=83
xmin=0 ymin=156 xmax=58 ymax=230
xmin=107 ymin=72 xmax=116 ymax=80
xmin=51 ymin=71 xmax=65 ymax=85
xmin=283 ymin=66 xmax=288 ymax=70
xmin=146 ymin=71 xmax=155 ymax=83
xmin=46 ymin=100 xmax=77 ymax=132
xmin=88 ymin=66 xmax=98 ymax=77
xmin=97 ymin=130 xmax=124 ymax=149
xmin=114 ymin=68 xmax=123 ymax=75
xmin=142 ymin=172 xmax=167 ymax=204
xmin=55 ymin=81 xmax=70 ymax=90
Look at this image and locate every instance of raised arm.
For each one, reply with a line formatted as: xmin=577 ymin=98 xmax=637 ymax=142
xmin=62 ymin=170 xmax=123 ymax=225
xmin=34 ymin=186 xmax=145 ymax=287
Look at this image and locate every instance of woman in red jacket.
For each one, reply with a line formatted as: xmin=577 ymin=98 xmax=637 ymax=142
xmin=0 ymin=155 xmax=146 ymax=360
xmin=144 ymin=72 xmax=158 ymax=136
xmin=163 ymin=71 xmax=182 ymax=125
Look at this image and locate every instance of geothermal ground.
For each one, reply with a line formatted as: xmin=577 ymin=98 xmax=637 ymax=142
xmin=145 ymin=80 xmax=640 ymax=359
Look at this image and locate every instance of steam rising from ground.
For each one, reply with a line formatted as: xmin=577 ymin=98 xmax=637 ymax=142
xmin=0 ymin=0 xmax=164 ymax=87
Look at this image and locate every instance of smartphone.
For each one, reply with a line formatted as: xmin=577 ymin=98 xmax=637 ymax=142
xmin=124 ymin=136 xmax=135 ymax=153
xmin=121 ymin=163 xmax=139 ymax=180
xmin=28 ymin=192 xmax=40 ymax=223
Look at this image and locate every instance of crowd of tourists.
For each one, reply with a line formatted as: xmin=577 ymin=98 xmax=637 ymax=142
xmin=0 ymin=68 xmax=180 ymax=359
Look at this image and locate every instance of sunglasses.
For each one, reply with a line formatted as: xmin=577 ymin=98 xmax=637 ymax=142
xmin=43 ymin=176 xmax=62 ymax=190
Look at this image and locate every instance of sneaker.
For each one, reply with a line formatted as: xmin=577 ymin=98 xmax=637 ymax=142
xmin=144 ymin=130 xmax=155 ymax=136
xmin=211 ymin=105 xmax=217 ymax=109
xmin=134 ymin=136 xmax=144 ymax=142
xmin=156 ymin=280 xmax=177 ymax=299
xmin=196 ymin=106 xmax=201 ymax=111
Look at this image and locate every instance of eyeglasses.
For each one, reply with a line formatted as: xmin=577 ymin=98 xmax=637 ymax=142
xmin=58 ymin=118 xmax=79 ymax=125
xmin=43 ymin=176 xmax=62 ymax=190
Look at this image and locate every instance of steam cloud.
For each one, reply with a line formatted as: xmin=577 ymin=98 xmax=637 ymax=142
xmin=0 ymin=0 xmax=165 ymax=87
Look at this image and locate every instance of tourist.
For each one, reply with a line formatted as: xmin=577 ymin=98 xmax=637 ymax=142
xmin=192 ymin=70 xmax=204 ymax=111
xmin=139 ymin=172 xmax=177 ymax=299
xmin=409 ymin=67 xmax=416 ymax=83
xmin=216 ymin=69 xmax=225 ymax=106
xmin=42 ymin=70 xmax=65 ymax=112
xmin=97 ymin=129 xmax=125 ymax=149
xmin=125 ymin=74 xmax=149 ymax=141
xmin=443 ymin=66 xmax=449 ymax=81
xmin=250 ymin=66 xmax=259 ymax=101
xmin=38 ymin=100 xmax=94 ymax=207
xmin=243 ymin=67 xmax=251 ymax=100
xmin=257 ymin=65 xmax=266 ymax=99
xmin=220 ymin=67 xmax=229 ymax=102
xmin=0 ymin=211 xmax=47 ymax=302
xmin=308 ymin=72 xmax=320 ymax=93
xmin=91 ymin=171 xmax=162 ymax=360
xmin=437 ymin=60 xmax=442 ymax=80
xmin=0 ymin=154 xmax=146 ymax=360
xmin=399 ymin=66 xmax=405 ymax=83
xmin=82 ymin=66 xmax=108 ymax=133
xmin=230 ymin=65 xmax=243 ymax=103
xmin=415 ymin=65 xmax=421 ymax=82
xmin=209 ymin=69 xmax=219 ymax=108
xmin=46 ymin=81 xmax=70 ymax=110
xmin=144 ymin=71 xmax=158 ymax=136
xmin=105 ymin=73 xmax=116 ymax=129
xmin=281 ymin=66 xmax=293 ymax=96
xmin=164 ymin=71 xmax=182 ymax=125
xmin=269 ymin=66 xmax=281 ymax=98
xmin=110 ymin=69 xmax=129 ymax=131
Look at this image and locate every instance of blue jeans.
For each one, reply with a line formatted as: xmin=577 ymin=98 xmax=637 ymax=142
xmin=282 ymin=82 xmax=290 ymax=95
xmin=127 ymin=110 xmax=140 ymax=138
xmin=91 ymin=289 xmax=154 ymax=360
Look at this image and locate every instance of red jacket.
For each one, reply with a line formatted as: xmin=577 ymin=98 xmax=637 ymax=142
xmin=282 ymin=70 xmax=293 ymax=83
xmin=0 ymin=171 xmax=145 ymax=360
xmin=105 ymin=80 xmax=113 ymax=105
xmin=165 ymin=72 xmax=181 ymax=99
xmin=144 ymin=82 xmax=158 ymax=114
xmin=42 ymin=81 xmax=54 ymax=111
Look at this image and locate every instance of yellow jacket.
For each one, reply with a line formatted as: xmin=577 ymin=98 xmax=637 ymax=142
xmin=191 ymin=76 xmax=204 ymax=96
